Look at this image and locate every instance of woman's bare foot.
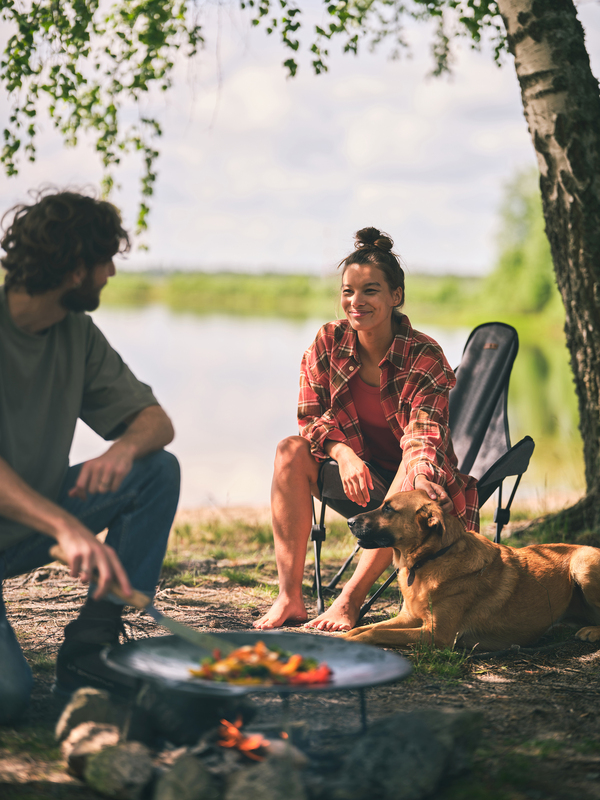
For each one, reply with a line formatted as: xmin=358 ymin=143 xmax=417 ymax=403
xmin=253 ymin=595 xmax=308 ymax=630
xmin=304 ymin=593 xmax=361 ymax=632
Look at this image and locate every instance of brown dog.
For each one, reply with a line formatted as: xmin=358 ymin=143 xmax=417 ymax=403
xmin=341 ymin=490 xmax=600 ymax=651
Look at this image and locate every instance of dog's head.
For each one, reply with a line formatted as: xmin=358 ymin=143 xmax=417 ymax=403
xmin=347 ymin=489 xmax=446 ymax=552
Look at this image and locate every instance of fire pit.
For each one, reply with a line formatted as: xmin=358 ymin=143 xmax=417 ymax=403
xmin=103 ymin=631 xmax=411 ymax=744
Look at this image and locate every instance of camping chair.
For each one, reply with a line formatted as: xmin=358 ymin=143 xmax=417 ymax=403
xmin=310 ymin=321 xmax=535 ymax=617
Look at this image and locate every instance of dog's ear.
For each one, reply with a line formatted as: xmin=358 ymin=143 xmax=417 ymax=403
xmin=416 ymin=503 xmax=445 ymax=538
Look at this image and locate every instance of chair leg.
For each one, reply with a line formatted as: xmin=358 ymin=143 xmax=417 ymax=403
xmin=311 ymin=499 xmax=327 ymax=616
xmin=326 ymin=543 xmax=361 ymax=590
xmin=493 ymin=475 xmax=523 ymax=543
xmin=358 ymin=569 xmax=399 ymax=621
xmin=312 ymin=539 xmax=325 ymax=615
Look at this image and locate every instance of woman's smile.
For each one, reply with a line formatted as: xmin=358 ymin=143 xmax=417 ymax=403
xmin=341 ymin=263 xmax=402 ymax=333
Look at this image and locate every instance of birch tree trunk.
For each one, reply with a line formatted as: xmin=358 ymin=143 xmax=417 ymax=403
xmin=497 ymin=0 xmax=600 ymax=534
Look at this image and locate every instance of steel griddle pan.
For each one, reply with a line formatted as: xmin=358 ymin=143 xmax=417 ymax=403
xmin=104 ymin=631 xmax=411 ymax=696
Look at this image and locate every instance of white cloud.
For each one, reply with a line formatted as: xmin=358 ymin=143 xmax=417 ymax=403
xmin=1 ymin=5 xmax=598 ymax=274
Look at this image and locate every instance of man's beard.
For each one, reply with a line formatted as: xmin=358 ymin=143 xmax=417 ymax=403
xmin=60 ymin=273 xmax=102 ymax=313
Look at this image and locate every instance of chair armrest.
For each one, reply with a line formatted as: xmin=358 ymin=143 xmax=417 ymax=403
xmin=476 ymin=436 xmax=535 ymax=507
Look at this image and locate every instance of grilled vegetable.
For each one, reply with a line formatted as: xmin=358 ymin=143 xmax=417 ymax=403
xmin=189 ymin=640 xmax=332 ymax=685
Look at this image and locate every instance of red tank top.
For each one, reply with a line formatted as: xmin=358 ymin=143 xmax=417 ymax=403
xmin=349 ymin=373 xmax=402 ymax=472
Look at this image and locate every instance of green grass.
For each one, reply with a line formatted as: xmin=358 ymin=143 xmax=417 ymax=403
xmin=0 ymin=727 xmax=61 ymax=761
xmin=221 ymin=567 xmax=259 ymax=587
xmin=408 ymin=636 xmax=472 ymax=680
xmin=27 ymin=651 xmax=56 ymax=674
xmin=168 ymin=519 xmax=276 ymax=558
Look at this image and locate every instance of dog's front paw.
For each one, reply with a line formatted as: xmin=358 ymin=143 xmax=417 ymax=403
xmin=341 ymin=626 xmax=369 ymax=640
xmin=576 ymin=626 xmax=600 ymax=642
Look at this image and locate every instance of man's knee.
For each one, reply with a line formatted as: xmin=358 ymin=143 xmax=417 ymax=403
xmin=139 ymin=450 xmax=180 ymax=496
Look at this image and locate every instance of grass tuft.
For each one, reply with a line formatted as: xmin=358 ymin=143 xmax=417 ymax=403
xmin=0 ymin=727 xmax=61 ymax=760
xmin=408 ymin=636 xmax=472 ymax=680
xmin=222 ymin=568 xmax=259 ymax=587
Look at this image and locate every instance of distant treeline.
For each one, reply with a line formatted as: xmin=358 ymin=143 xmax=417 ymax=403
xmin=102 ymin=168 xmax=564 ymax=337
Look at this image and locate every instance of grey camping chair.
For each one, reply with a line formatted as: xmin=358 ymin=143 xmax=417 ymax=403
xmin=310 ymin=321 xmax=535 ymax=617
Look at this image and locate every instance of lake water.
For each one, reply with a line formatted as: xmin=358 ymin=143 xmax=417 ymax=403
xmin=71 ymin=306 xmax=584 ymax=511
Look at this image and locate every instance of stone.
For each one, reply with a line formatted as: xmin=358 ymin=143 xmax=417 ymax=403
xmin=55 ymin=687 xmax=125 ymax=742
xmin=265 ymin=739 xmax=309 ymax=768
xmin=61 ymin=721 xmax=121 ymax=778
xmin=153 ymin=755 xmax=220 ymax=800
xmin=132 ymin=683 xmax=256 ymax=747
xmin=331 ymin=708 xmax=483 ymax=800
xmin=224 ymin=757 xmax=307 ymax=800
xmin=84 ymin=741 xmax=154 ymax=800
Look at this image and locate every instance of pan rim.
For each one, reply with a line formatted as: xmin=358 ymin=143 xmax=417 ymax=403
xmin=103 ymin=630 xmax=412 ymax=696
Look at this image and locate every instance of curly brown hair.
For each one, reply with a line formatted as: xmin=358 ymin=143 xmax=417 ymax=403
xmin=1 ymin=190 xmax=130 ymax=295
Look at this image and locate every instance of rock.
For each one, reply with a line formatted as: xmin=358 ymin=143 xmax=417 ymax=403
xmin=84 ymin=741 xmax=154 ymax=799
xmin=132 ymin=683 xmax=256 ymax=747
xmin=61 ymin=721 xmax=121 ymax=778
xmin=331 ymin=708 xmax=482 ymax=800
xmin=265 ymin=739 xmax=309 ymax=768
xmin=153 ymin=755 xmax=220 ymax=800
xmin=224 ymin=757 xmax=307 ymax=800
xmin=55 ymin=687 xmax=125 ymax=742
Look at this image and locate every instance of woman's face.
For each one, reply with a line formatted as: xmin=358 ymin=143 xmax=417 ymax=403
xmin=341 ymin=263 xmax=403 ymax=333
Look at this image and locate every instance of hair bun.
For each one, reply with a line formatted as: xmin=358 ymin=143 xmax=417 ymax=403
xmin=355 ymin=227 xmax=394 ymax=252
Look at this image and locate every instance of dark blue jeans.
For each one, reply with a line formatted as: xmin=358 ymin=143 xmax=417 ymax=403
xmin=0 ymin=450 xmax=180 ymax=725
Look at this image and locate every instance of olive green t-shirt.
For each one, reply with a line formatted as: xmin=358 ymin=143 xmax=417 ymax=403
xmin=0 ymin=287 xmax=158 ymax=552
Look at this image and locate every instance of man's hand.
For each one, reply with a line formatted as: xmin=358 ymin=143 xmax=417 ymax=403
xmin=414 ymin=475 xmax=453 ymax=512
xmin=53 ymin=519 xmax=132 ymax=599
xmin=68 ymin=405 xmax=174 ymax=500
xmin=68 ymin=441 xmax=135 ymax=500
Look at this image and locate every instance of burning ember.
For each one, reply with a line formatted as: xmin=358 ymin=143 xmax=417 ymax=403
xmin=218 ymin=717 xmax=270 ymax=761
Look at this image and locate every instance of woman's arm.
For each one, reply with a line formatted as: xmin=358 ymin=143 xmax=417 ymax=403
xmin=384 ymin=461 xmax=452 ymax=511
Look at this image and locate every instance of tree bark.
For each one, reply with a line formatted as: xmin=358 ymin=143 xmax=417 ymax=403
xmin=497 ymin=0 xmax=600 ymax=533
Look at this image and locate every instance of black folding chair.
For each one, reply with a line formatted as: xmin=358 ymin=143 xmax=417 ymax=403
xmin=310 ymin=322 xmax=535 ymax=617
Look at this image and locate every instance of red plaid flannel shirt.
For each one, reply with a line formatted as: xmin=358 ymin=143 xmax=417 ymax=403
xmin=298 ymin=316 xmax=479 ymax=533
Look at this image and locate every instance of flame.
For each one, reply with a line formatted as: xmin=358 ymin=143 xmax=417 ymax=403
xmin=218 ymin=717 xmax=270 ymax=761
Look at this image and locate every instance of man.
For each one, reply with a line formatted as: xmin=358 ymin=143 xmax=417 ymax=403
xmin=0 ymin=190 xmax=180 ymax=725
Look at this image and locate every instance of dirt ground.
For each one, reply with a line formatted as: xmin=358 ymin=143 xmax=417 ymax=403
xmin=2 ymin=549 xmax=600 ymax=800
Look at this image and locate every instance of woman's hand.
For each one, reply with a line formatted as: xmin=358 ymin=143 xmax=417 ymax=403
xmin=414 ymin=474 xmax=453 ymax=512
xmin=327 ymin=443 xmax=374 ymax=507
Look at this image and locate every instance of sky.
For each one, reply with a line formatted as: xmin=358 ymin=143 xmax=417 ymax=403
xmin=1 ymin=2 xmax=599 ymax=276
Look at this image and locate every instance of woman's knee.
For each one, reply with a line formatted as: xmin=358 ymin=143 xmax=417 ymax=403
xmin=274 ymin=436 xmax=313 ymax=471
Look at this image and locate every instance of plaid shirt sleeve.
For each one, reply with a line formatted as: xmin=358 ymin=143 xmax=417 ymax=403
xmin=397 ymin=345 xmax=456 ymax=491
xmin=298 ymin=329 xmax=348 ymax=460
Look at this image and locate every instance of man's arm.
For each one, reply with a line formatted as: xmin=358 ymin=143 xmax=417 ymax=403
xmin=69 ymin=405 xmax=174 ymax=499
xmin=0 ymin=457 xmax=132 ymax=598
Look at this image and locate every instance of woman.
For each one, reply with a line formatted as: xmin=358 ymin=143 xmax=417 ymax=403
xmin=254 ymin=227 xmax=478 ymax=632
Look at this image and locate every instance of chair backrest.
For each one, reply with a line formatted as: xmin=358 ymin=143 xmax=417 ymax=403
xmin=448 ymin=322 xmax=518 ymax=480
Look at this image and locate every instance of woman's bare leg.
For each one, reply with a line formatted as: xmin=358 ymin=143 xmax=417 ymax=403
xmin=305 ymin=546 xmax=393 ymax=632
xmin=253 ymin=436 xmax=320 ymax=630
xmin=306 ymin=462 xmax=404 ymax=631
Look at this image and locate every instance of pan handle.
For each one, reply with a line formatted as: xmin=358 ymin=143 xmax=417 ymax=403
xmin=49 ymin=544 xmax=151 ymax=611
